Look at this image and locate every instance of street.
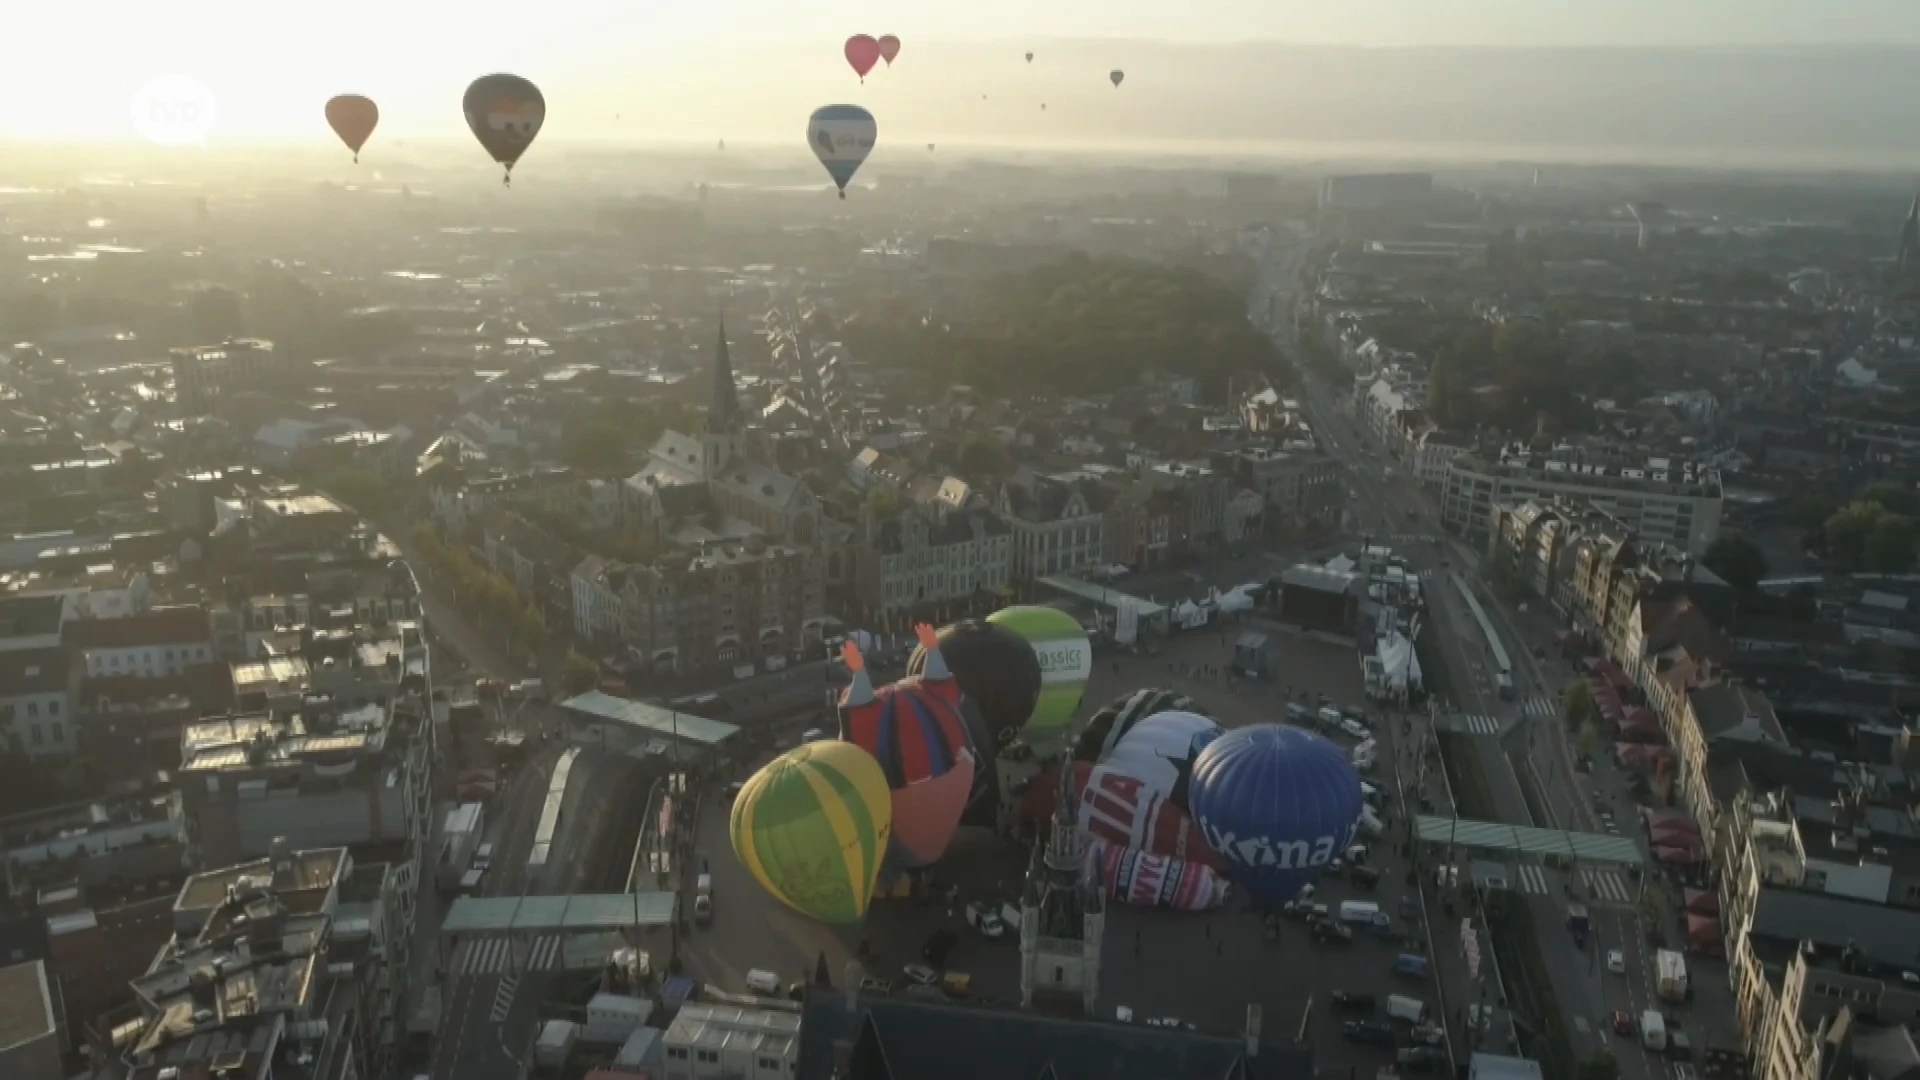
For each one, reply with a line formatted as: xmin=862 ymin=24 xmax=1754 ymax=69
xmin=1256 ymin=230 xmax=1727 ymax=1077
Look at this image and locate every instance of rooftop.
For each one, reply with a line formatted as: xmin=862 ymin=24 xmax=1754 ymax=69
xmin=0 ymin=959 xmax=57 ymax=1052
xmin=0 ymin=593 xmax=63 ymax=640
xmin=559 ymin=691 xmax=739 ymax=746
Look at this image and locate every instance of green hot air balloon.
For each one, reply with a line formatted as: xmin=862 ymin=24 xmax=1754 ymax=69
xmin=987 ymin=605 xmax=1092 ymax=752
xmin=729 ymin=740 xmax=893 ymax=924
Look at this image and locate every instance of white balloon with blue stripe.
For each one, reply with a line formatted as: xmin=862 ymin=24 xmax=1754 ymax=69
xmin=808 ymin=104 xmax=877 ymax=199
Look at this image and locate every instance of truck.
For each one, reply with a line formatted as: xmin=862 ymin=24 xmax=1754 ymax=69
xmin=693 ymin=873 xmax=713 ymax=926
xmin=1566 ymin=903 xmax=1590 ymax=948
xmin=1640 ymin=1010 xmax=1667 ymax=1051
xmin=1385 ymin=995 xmax=1428 ymax=1023
xmin=1656 ymin=948 xmax=1690 ymax=1003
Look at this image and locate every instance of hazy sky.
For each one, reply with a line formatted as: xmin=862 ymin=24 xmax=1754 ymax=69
xmin=4 ymin=1 xmax=1920 ymax=148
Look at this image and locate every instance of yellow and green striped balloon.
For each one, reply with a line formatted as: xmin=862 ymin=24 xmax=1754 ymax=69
xmin=729 ymin=740 xmax=893 ymax=924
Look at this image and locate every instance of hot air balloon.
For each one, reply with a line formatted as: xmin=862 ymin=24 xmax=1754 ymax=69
xmin=838 ymin=629 xmax=974 ymax=867
xmin=1188 ymin=725 xmax=1364 ymax=905
xmin=1025 ymin=51 xmax=1035 ymax=63
xmin=877 ymin=35 xmax=901 ymax=66
xmin=1087 ymin=837 xmax=1232 ymax=909
xmin=1110 ymin=69 xmax=1125 ymax=87
xmin=1074 ymin=688 xmax=1201 ymax=763
xmin=324 ymin=94 xmax=378 ymax=163
xmin=1040 ymin=103 xmax=1048 ymax=111
xmin=986 ymin=605 xmax=1090 ymax=750
xmin=729 ymin=740 xmax=893 ymax=924
xmin=807 ymin=104 xmax=876 ymax=200
xmin=463 ymin=74 xmax=545 ymax=186
xmin=927 ymin=143 xmax=935 ymax=152
xmin=1100 ymin=710 xmax=1223 ymax=812
xmin=845 ymin=35 xmax=881 ymax=81
xmin=906 ymin=620 xmax=1040 ymax=753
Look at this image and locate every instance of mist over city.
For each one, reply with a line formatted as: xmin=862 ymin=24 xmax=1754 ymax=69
xmin=5 ymin=5 xmax=1920 ymax=1080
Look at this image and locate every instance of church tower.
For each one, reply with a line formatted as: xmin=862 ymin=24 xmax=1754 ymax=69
xmin=703 ymin=315 xmax=745 ymax=478
xmin=1019 ymin=759 xmax=1105 ymax=1015
xmin=1899 ymin=193 xmax=1920 ymax=273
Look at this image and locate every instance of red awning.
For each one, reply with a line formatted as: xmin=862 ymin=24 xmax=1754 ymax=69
xmin=1685 ymin=888 xmax=1720 ymax=916
xmin=1656 ymin=845 xmax=1700 ymax=865
xmin=1686 ymin=913 xmax=1722 ymax=949
xmin=1641 ymin=808 xmax=1697 ymax=831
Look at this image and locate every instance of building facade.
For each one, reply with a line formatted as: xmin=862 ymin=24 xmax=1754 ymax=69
xmin=1443 ymin=451 xmax=1724 ymax=556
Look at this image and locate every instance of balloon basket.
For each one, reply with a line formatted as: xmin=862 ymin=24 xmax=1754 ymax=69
xmin=838 ymin=190 xmax=846 ymax=200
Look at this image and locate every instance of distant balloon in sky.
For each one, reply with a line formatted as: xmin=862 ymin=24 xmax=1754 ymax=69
xmin=1110 ymin=69 xmax=1125 ymax=87
xmin=807 ymin=104 xmax=876 ymax=200
xmin=462 ymin=74 xmax=545 ymax=186
xmin=324 ymin=95 xmax=378 ymax=163
xmin=927 ymin=142 xmax=935 ymax=152
xmin=1041 ymin=103 xmax=1047 ymax=111
xmin=877 ymin=35 xmax=901 ymax=66
xmin=1025 ymin=51 xmax=1035 ymax=63
xmin=845 ymin=35 xmax=881 ymax=80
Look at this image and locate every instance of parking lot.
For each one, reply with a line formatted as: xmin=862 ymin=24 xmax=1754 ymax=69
xmin=679 ymin=622 xmax=1468 ymax=1074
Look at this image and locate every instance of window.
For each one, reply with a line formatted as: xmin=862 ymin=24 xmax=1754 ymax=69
xmin=47 ymin=700 xmax=58 ymax=716
xmin=697 ymin=1049 xmax=720 ymax=1064
xmin=25 ymin=702 xmax=37 ymax=718
xmin=667 ymin=1047 xmax=688 ymax=1060
xmin=49 ymin=723 xmax=63 ymax=746
xmin=30 ymin=725 xmax=41 ymax=746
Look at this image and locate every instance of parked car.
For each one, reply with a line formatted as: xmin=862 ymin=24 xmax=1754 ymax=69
xmin=1330 ymin=991 xmax=1376 ymax=1012
xmin=903 ymin=963 xmax=939 ymax=986
xmin=1311 ymin=919 xmax=1354 ymax=944
xmin=965 ymin=901 xmax=1008 ymax=939
xmin=1612 ymin=1010 xmax=1635 ymax=1036
xmin=1607 ymin=949 xmax=1626 ymax=974
xmin=1343 ymin=1020 xmax=1397 ymax=1047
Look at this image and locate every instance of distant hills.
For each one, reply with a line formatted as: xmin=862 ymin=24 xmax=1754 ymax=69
xmin=564 ymin=41 xmax=1920 ymax=169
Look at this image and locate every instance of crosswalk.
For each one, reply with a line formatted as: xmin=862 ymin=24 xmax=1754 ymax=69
xmin=454 ymin=934 xmax=564 ymax=978
xmin=1520 ymin=695 xmax=1558 ymax=719
xmin=1501 ymin=864 xmax=1635 ymax=905
xmin=1453 ymin=714 xmax=1503 ymax=736
xmin=1579 ymin=869 xmax=1636 ymax=904
xmin=490 ymin=975 xmax=518 ymax=1022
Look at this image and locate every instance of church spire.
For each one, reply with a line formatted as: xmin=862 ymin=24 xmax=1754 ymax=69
xmin=1044 ymin=758 xmax=1082 ymax=873
xmin=708 ymin=314 xmax=744 ymax=436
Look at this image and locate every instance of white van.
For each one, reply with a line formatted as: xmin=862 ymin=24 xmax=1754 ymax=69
xmin=1641 ymin=1010 xmax=1667 ymax=1051
xmin=746 ymin=969 xmax=780 ymax=995
xmin=1386 ymin=995 xmax=1428 ymax=1023
xmin=1286 ymin=703 xmax=1312 ymax=723
xmin=1338 ymin=901 xmax=1383 ymax=925
xmin=1358 ymin=806 xmax=1385 ymax=839
xmin=1316 ymin=706 xmax=1342 ymax=730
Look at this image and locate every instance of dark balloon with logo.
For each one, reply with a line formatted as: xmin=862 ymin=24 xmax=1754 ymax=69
xmin=906 ymin=620 xmax=1039 ymax=751
xmin=1188 ymin=724 xmax=1363 ymax=905
xmin=462 ymin=73 xmax=545 ymax=185
xmin=906 ymin=619 xmax=1038 ymax=824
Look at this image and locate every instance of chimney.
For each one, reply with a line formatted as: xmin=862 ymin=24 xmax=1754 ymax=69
xmin=1244 ymin=1004 xmax=1262 ymax=1058
xmin=843 ymin=961 xmax=863 ymax=1010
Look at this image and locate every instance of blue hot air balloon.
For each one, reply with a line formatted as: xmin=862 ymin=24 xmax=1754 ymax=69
xmin=1187 ymin=724 xmax=1363 ymax=905
xmin=808 ymin=104 xmax=876 ymax=199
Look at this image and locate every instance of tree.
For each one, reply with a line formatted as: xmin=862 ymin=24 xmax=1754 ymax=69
xmin=1577 ymin=1051 xmax=1621 ymax=1080
xmin=1826 ymin=501 xmax=1890 ymax=566
xmin=563 ymin=650 xmax=599 ymax=695
xmin=564 ymin=424 xmax=633 ymax=475
xmin=1562 ymin=678 xmax=1594 ymax=728
xmin=959 ymin=437 xmax=1008 ymax=478
xmin=1575 ymin=722 xmax=1601 ymax=758
xmin=1861 ymin=482 xmax=1920 ymax=517
xmin=1703 ymin=531 xmax=1768 ymax=593
xmin=863 ymin=489 xmax=898 ymax=518
xmin=1867 ymin=514 xmax=1918 ymax=573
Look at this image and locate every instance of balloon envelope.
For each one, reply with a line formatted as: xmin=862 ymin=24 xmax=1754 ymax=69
xmin=845 ymin=35 xmax=881 ymax=78
xmin=840 ymin=676 xmax=974 ymax=867
xmin=841 ymin=677 xmax=971 ymax=789
xmin=1110 ymin=69 xmax=1125 ymax=87
xmin=729 ymin=741 xmax=893 ymax=924
xmin=1075 ymin=688 xmax=1203 ymax=763
xmin=1026 ymin=51 xmax=1035 ymax=63
xmin=1087 ymin=837 xmax=1231 ymax=910
xmin=906 ymin=620 xmax=1040 ymax=751
xmin=987 ymin=606 xmax=1091 ymax=749
xmin=1102 ymin=710 xmax=1224 ymax=811
xmin=463 ymin=74 xmax=545 ymax=170
xmin=1188 ymin=725 xmax=1364 ymax=905
xmin=808 ymin=105 xmax=876 ymax=194
xmin=877 ymin=35 xmax=901 ymax=64
xmin=324 ymin=95 xmax=378 ymax=157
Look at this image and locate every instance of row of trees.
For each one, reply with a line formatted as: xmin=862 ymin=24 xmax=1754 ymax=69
xmin=1425 ymin=321 xmax=1638 ymax=435
xmin=839 ymin=253 xmax=1281 ymax=400
xmin=410 ymin=525 xmax=550 ymax=652
xmin=1777 ymin=483 xmax=1920 ymax=574
xmin=561 ymin=393 xmax=703 ymax=478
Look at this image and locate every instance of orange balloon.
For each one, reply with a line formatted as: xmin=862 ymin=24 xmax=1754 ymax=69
xmin=325 ymin=95 xmax=379 ymax=162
